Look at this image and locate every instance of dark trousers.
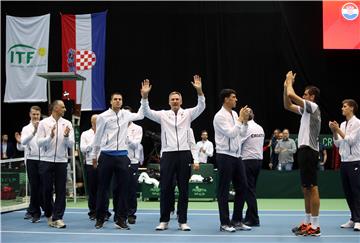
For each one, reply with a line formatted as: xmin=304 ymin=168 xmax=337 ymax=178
xmin=340 ymin=161 xmax=360 ymax=223
xmin=169 ymin=176 xmax=177 ymax=213
xmin=128 ymin=163 xmax=139 ymax=218
xmin=26 ymin=159 xmax=42 ymax=218
xmin=96 ymin=153 xmax=130 ymax=221
xmin=241 ymin=159 xmax=262 ymax=224
xmin=86 ymin=164 xmax=111 ymax=216
xmin=160 ymin=151 xmax=192 ymax=224
xmin=39 ymin=161 xmax=67 ymax=220
xmin=216 ymin=153 xmax=248 ymax=225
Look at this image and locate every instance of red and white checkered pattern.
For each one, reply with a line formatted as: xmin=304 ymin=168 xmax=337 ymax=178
xmin=75 ymin=50 xmax=96 ymax=71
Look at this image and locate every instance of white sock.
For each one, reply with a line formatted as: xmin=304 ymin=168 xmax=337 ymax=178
xmin=304 ymin=213 xmax=311 ymax=224
xmin=310 ymin=216 xmax=319 ymax=229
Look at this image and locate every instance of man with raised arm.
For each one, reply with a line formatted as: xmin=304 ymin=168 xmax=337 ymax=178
xmin=283 ymin=71 xmax=321 ymax=236
xmin=92 ymin=92 xmax=144 ymax=230
xmin=140 ymin=75 xmax=205 ymax=231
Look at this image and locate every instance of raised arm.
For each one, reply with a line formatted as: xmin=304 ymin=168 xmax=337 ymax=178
xmin=187 ymin=75 xmax=205 ymax=121
xmin=283 ymin=71 xmax=302 ymax=114
xmin=127 ymin=104 xmax=145 ymax=123
xmin=141 ymin=79 xmax=162 ymax=123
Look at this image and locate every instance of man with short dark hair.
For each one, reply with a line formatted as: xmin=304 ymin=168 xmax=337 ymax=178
xmin=213 ymin=88 xmax=251 ymax=232
xmin=15 ymin=106 xmax=43 ymax=223
xmin=329 ymin=99 xmax=360 ymax=231
xmin=92 ymin=92 xmax=144 ymax=230
xmin=195 ymin=130 xmax=214 ymax=164
xmin=37 ymin=100 xmax=74 ymax=229
xmin=283 ymin=71 xmax=321 ymax=236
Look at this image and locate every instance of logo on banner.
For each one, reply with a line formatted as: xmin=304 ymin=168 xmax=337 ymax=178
xmin=67 ymin=48 xmax=96 ymax=72
xmin=342 ymin=2 xmax=359 ymax=21
xmin=7 ymin=44 xmax=47 ymax=66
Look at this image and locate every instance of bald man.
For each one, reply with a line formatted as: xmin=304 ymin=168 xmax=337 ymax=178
xmin=37 ymin=100 xmax=74 ymax=229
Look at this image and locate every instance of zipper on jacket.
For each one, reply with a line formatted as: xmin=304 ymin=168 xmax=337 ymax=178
xmin=54 ymin=121 xmax=58 ymax=162
xmin=116 ymin=115 xmax=120 ymax=150
xmin=175 ymin=114 xmax=180 ymax=150
xmin=164 ymin=132 xmax=167 ymax=146
xmin=228 ymin=138 xmax=231 ymax=152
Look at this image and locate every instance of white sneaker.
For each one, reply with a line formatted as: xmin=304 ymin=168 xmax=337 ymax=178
xmin=220 ymin=225 xmax=236 ymax=232
xmin=178 ymin=223 xmax=191 ymax=231
xmin=341 ymin=220 xmax=355 ymax=228
xmin=50 ymin=219 xmax=66 ymax=229
xmin=155 ymin=222 xmax=169 ymax=231
xmin=354 ymin=222 xmax=360 ymax=231
xmin=234 ymin=222 xmax=252 ymax=231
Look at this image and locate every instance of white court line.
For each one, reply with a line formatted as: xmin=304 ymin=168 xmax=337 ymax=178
xmin=11 ymin=211 xmax=350 ymax=216
xmin=1 ymin=230 xmax=358 ymax=238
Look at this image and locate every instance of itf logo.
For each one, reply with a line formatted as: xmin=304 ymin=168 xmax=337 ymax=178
xmin=342 ymin=2 xmax=359 ymax=21
xmin=7 ymin=44 xmax=46 ymax=65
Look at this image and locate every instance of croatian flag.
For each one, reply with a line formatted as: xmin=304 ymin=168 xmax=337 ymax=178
xmin=61 ymin=11 xmax=106 ymax=111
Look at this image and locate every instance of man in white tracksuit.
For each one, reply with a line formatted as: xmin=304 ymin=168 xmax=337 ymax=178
xmin=238 ymin=109 xmax=265 ymax=227
xmin=329 ymin=99 xmax=360 ymax=231
xmin=140 ymin=75 xmax=205 ymax=231
xmin=213 ymin=88 xmax=250 ymax=232
xmin=195 ymin=130 xmax=214 ymax=163
xmin=92 ymin=92 xmax=144 ymax=230
xmin=15 ymin=106 xmax=43 ymax=223
xmin=37 ymin=100 xmax=74 ymax=229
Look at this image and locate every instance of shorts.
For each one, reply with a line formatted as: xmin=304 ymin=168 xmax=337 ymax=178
xmin=297 ymin=146 xmax=319 ymax=188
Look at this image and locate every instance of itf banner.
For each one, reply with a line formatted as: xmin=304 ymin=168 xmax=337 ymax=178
xmin=5 ymin=14 xmax=50 ymax=103
xmin=61 ymin=11 xmax=106 ymax=111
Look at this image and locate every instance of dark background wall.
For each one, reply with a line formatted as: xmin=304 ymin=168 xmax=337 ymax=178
xmin=2 ymin=1 xmax=359 ymax=163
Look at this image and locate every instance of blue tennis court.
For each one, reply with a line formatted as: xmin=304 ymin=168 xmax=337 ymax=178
xmin=1 ymin=209 xmax=359 ymax=243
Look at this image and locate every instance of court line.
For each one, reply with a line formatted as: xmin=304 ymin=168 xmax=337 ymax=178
xmin=1 ymin=230 xmax=358 ymax=238
xmin=11 ymin=211 xmax=350 ymax=216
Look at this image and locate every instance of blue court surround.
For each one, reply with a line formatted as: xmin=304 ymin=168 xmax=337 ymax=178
xmin=1 ymin=209 xmax=359 ymax=243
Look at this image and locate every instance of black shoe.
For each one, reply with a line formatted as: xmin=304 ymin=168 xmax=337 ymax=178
xmin=24 ymin=212 xmax=32 ymax=220
xmin=115 ymin=220 xmax=130 ymax=230
xmin=89 ymin=214 xmax=96 ymax=221
xmin=95 ymin=219 xmax=104 ymax=229
xmin=128 ymin=216 xmax=136 ymax=225
xmin=31 ymin=216 xmax=41 ymax=223
xmin=105 ymin=212 xmax=112 ymax=221
xmin=243 ymin=220 xmax=260 ymax=227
